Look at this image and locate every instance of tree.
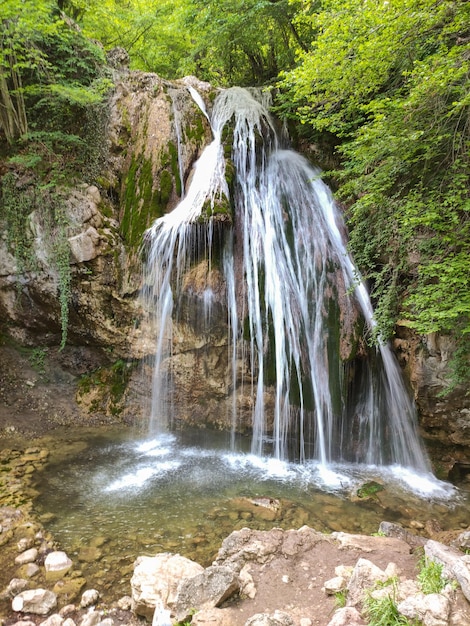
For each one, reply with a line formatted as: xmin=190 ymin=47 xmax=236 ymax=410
xmin=278 ymin=0 xmax=470 ymax=386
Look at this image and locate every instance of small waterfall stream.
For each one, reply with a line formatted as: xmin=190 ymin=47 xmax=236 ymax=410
xmin=143 ymin=86 xmax=431 ymax=479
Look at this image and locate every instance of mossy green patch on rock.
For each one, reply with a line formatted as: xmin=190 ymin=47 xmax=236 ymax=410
xmin=77 ymin=358 xmax=137 ymax=417
xmin=120 ymin=152 xmax=175 ymax=251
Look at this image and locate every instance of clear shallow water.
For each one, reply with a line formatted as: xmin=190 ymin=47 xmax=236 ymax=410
xmin=33 ymin=426 xmax=469 ymax=603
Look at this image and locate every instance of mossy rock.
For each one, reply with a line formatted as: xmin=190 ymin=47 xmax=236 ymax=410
xmin=356 ymin=480 xmax=385 ymax=499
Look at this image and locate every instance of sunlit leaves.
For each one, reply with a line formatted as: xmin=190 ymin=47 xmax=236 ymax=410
xmin=279 ymin=0 xmax=470 ymax=361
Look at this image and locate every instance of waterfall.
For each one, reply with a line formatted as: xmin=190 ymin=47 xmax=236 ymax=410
xmin=142 ymin=86 xmax=431 ymax=474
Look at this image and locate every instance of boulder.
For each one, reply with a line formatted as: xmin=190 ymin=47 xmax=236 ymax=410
xmin=173 ymin=565 xmax=240 ymax=622
xmin=130 ymin=553 xmax=204 ymax=620
xmin=425 ymin=539 xmax=470 ymax=601
xmin=12 ymin=588 xmax=57 ymax=615
xmin=346 ymin=558 xmax=391 ymax=607
xmin=68 ymin=227 xmax=102 ymax=263
xmin=397 ymin=592 xmax=450 ymax=626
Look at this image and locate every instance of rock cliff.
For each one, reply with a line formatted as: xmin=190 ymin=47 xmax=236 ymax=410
xmin=0 ymin=67 xmax=468 ymax=477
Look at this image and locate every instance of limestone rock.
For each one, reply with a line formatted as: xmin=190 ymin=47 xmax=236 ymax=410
xmin=326 ymin=607 xmax=366 ymax=626
xmin=245 ymin=611 xmax=294 ymax=626
xmin=130 ymin=552 xmax=204 ymax=620
xmin=69 ymin=227 xmax=102 ymax=263
xmin=44 ymin=551 xmax=73 ymax=580
xmin=39 ymin=614 xmax=64 ymax=626
xmin=17 ymin=562 xmax=40 ymax=578
xmin=79 ymin=610 xmax=102 ymax=626
xmin=451 ymin=531 xmax=470 ymax=552
xmin=80 ymin=589 xmax=100 ymax=608
xmin=116 ymin=595 xmax=132 ymax=610
xmin=173 ymin=565 xmax=240 ymax=622
xmin=15 ymin=547 xmax=38 ymax=565
xmin=452 ymin=555 xmax=470 ymax=602
xmin=191 ymin=608 xmax=236 ymax=625
xmin=397 ymin=592 xmax=450 ymax=626
xmin=378 ymin=521 xmax=427 ymax=548
xmin=0 ymin=577 xmax=29 ymax=599
xmin=424 ymin=539 xmax=470 ymax=600
xmin=346 ymin=558 xmax=390 ymax=607
xmin=12 ymin=588 xmax=57 ymax=615
xmin=323 ymin=576 xmax=347 ymax=595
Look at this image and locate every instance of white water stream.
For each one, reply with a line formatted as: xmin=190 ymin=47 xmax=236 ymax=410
xmin=142 ymin=86 xmax=443 ymax=491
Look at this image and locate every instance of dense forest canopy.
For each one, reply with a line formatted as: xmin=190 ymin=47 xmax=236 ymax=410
xmin=1 ymin=0 xmax=469 ymax=386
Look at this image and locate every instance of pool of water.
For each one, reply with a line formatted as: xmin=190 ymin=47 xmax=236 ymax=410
xmin=33 ymin=426 xmax=469 ymax=604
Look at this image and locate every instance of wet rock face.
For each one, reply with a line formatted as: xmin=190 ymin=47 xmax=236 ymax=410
xmin=0 ymin=68 xmax=467 ymax=461
xmin=394 ymin=326 xmax=470 ymax=472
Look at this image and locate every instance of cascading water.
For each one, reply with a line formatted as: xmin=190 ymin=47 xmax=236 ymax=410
xmin=142 ymin=86 xmax=431 ymax=476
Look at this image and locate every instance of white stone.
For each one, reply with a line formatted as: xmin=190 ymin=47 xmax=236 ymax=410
xmin=39 ymin=614 xmax=64 ymax=626
xmin=44 ymin=551 xmax=73 ymax=579
xmin=79 ymin=610 xmax=102 ymax=626
xmin=12 ymin=588 xmax=57 ymax=615
xmin=245 ymin=611 xmax=294 ymax=626
xmin=131 ymin=553 xmax=204 ymax=620
xmin=453 ymin=555 xmax=470 ymax=602
xmin=326 ymin=607 xmax=365 ymax=626
xmin=398 ymin=592 xmax=450 ymax=626
xmin=346 ymin=558 xmax=389 ymax=607
xmin=15 ymin=548 xmax=38 ymax=565
xmin=323 ymin=576 xmax=347 ymax=595
xmin=80 ymin=589 xmax=100 ymax=608
xmin=69 ymin=227 xmax=102 ymax=263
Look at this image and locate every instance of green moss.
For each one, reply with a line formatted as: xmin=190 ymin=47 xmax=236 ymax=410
xmin=121 ymin=152 xmax=175 ymax=252
xmin=185 ymin=114 xmax=206 ymax=144
xmin=77 ymin=359 xmax=136 ymax=416
xmin=356 ymin=480 xmax=384 ymax=499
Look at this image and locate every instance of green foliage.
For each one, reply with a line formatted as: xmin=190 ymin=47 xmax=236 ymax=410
xmin=363 ymin=584 xmax=412 ymax=626
xmin=417 ymin=556 xmax=450 ymax=595
xmin=1 ymin=1 xmax=113 ymax=351
xmin=1 ymin=174 xmax=73 ymax=349
xmin=29 ymin=347 xmax=49 ymax=374
xmin=278 ymin=0 xmax=470 ymax=386
xmin=1 ymin=172 xmax=36 ymax=278
xmin=334 ymin=589 xmax=347 ymax=608
xmin=179 ymin=0 xmax=310 ymax=86
xmin=80 ymin=0 xmax=192 ymax=79
xmin=76 ymin=0 xmax=312 ymax=86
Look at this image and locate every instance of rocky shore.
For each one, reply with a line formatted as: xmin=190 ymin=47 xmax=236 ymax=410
xmin=1 ymin=442 xmax=470 ymax=626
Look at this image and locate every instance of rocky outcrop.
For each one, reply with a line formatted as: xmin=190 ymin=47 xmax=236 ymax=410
xmin=0 ymin=64 xmax=468 ymax=469
xmin=394 ymin=326 xmax=470 ymax=474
